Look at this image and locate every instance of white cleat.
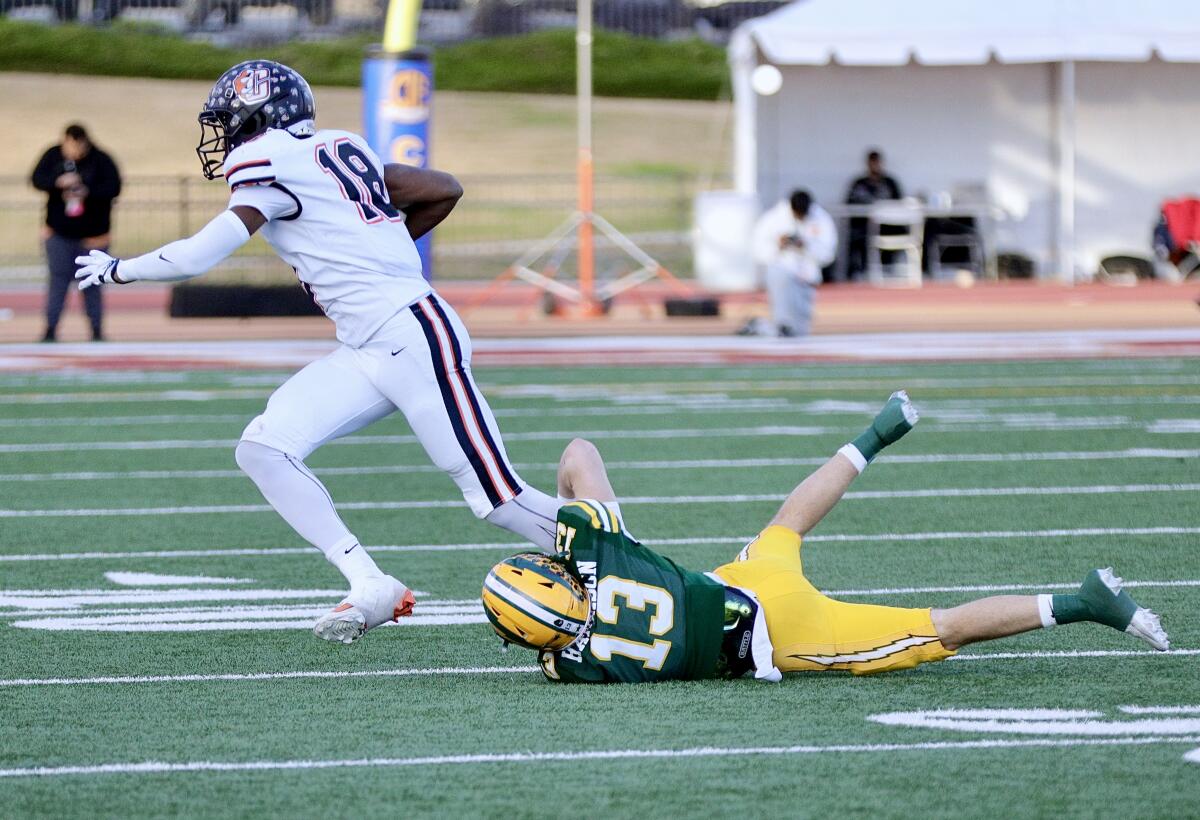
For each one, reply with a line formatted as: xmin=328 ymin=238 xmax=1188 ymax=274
xmin=1126 ymin=607 xmax=1171 ymax=652
xmin=313 ymin=574 xmax=415 ymax=645
xmin=889 ymin=390 xmax=920 ymax=426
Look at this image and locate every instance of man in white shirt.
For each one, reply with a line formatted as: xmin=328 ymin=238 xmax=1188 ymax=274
xmin=740 ymin=189 xmax=837 ymax=338
xmin=74 ymin=60 xmax=562 ymax=645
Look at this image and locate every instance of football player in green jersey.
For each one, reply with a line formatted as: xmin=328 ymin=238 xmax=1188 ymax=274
xmin=481 ymin=391 xmax=1170 ymax=683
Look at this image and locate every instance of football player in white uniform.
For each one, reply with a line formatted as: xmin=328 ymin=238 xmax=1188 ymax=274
xmin=74 ymin=60 xmax=562 ymax=644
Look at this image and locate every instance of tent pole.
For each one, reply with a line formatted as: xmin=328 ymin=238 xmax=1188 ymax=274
xmin=729 ymin=32 xmax=757 ymax=195
xmin=576 ymin=0 xmax=595 ymax=307
xmin=1056 ymin=59 xmax=1076 ymax=283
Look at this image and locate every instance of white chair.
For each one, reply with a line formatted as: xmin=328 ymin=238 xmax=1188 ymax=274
xmin=867 ymin=199 xmax=925 ymax=287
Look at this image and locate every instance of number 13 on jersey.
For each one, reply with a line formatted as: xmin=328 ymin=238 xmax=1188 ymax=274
xmin=591 ymin=575 xmax=675 ymax=671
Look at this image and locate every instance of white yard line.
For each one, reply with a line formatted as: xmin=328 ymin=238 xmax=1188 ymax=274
xmin=0 ymin=427 xmax=837 ymax=453
xmin=0 ymin=352 xmax=1182 ymax=389
xmin=0 ymin=414 xmax=251 ymax=428
xmin=0 ymin=389 xmax=270 ymax=405
xmin=2 ymin=735 xmax=1198 ymax=779
xmin=4 ymin=370 xmax=1200 ymax=405
xmin=4 ymin=526 xmax=1198 ymax=562
xmin=948 ymin=649 xmax=1200 ymax=661
xmin=829 ymin=579 xmax=1200 ymax=596
xmin=6 ymin=394 xmax=1200 ymax=428
xmin=4 ymin=483 xmax=1199 ymax=518
xmin=1 ymin=648 xmax=1194 ymax=689
xmin=0 ymin=665 xmax=539 ymax=687
xmin=2 ymin=448 xmax=1197 ymax=483
xmin=3 ymin=411 xmax=1198 ymax=454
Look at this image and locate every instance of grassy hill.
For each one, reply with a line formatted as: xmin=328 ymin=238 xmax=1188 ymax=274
xmin=0 ymin=20 xmax=728 ymax=100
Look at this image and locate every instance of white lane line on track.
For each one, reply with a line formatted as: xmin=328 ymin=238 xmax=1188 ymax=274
xmin=3 ymin=649 xmax=1196 ymax=689
xmin=2 ymin=735 xmax=1199 ymax=778
xmin=5 ymin=483 xmax=1199 ymax=518
xmin=4 ymin=526 xmax=1199 ymax=562
xmin=2 ymin=448 xmax=1197 ymax=483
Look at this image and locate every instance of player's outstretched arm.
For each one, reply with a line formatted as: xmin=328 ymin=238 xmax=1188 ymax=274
xmin=384 ymin=164 xmax=464 ymax=240
xmin=73 ymin=206 xmax=262 ymax=289
xmin=770 ymin=390 xmax=918 ymax=536
xmin=556 ymin=438 xmax=618 ymax=502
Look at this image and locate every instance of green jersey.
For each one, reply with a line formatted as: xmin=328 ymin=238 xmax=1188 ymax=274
xmin=538 ymin=500 xmax=728 ymax=684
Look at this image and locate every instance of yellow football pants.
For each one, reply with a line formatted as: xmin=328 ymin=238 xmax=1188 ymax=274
xmin=713 ymin=525 xmax=955 ymax=675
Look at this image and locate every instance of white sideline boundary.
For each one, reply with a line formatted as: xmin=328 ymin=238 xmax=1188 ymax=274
xmin=4 ymin=526 xmax=1199 ymax=562
xmin=4 ymin=483 xmax=1199 ymax=518
xmin=2 ymin=649 xmax=1195 ymax=688
xmin=2 ymin=735 xmax=1199 ymax=778
xmin=2 ymin=448 xmax=1198 ymax=483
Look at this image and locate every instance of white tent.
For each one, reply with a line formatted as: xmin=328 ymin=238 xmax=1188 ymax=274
xmin=729 ymin=0 xmax=1200 ymax=280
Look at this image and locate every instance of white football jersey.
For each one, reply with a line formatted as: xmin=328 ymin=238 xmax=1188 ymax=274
xmin=225 ymin=128 xmax=430 ymax=347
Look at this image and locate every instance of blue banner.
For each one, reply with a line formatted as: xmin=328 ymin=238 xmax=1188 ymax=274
xmin=363 ymin=54 xmax=433 ymax=280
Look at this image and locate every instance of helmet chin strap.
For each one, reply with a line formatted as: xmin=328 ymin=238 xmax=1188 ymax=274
xmin=286 ymin=119 xmax=316 ymax=137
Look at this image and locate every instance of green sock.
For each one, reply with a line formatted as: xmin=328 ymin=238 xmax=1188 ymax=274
xmin=851 ymin=426 xmax=886 ymax=463
xmin=1052 ymin=569 xmax=1140 ymax=630
xmin=1050 ymin=593 xmax=1090 ymax=625
xmin=852 ymin=391 xmax=917 ymax=463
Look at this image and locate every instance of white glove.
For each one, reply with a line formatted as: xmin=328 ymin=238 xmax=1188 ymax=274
xmin=74 ymin=250 xmax=124 ymax=290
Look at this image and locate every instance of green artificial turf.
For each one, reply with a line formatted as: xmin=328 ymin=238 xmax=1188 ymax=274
xmin=0 ymin=357 xmax=1198 ymax=817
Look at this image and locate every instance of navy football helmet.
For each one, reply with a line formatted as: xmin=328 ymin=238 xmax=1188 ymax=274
xmin=196 ymin=60 xmax=316 ymax=180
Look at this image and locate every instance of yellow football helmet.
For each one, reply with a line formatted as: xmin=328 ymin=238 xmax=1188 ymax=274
xmin=482 ymin=552 xmax=590 ymax=651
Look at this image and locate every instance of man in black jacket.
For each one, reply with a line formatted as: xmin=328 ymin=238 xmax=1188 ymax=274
xmin=845 ymin=148 xmax=903 ymax=280
xmin=30 ymin=124 xmax=122 ymax=341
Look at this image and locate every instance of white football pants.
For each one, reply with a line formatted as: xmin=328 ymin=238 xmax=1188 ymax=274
xmin=237 ymin=293 xmax=558 ymax=560
xmin=765 ymin=259 xmax=817 ymax=337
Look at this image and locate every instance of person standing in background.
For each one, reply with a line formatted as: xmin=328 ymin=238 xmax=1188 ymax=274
xmin=845 ymin=149 xmax=903 ymax=279
xmin=30 ymin=124 xmax=122 ymax=342
xmin=740 ymin=189 xmax=837 ymax=338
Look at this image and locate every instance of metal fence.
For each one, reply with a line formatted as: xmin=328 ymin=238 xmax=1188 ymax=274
xmin=1 ymin=172 xmax=724 ymax=283
xmin=0 ymin=0 xmax=784 ymax=42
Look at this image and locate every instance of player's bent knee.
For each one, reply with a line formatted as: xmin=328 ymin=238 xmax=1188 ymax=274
xmin=235 ymin=439 xmax=286 ymax=480
xmin=560 ymin=438 xmax=600 ymax=476
xmin=564 ymin=438 xmax=600 ymax=461
xmin=238 ymin=413 xmax=315 ymax=464
xmin=929 ymin=608 xmax=962 ymax=651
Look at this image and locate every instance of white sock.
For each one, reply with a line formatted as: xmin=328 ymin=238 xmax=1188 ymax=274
xmin=235 ymin=440 xmax=381 ymax=584
xmin=485 ymin=486 xmax=559 ymax=551
xmin=327 ymin=535 xmax=384 ymax=586
xmin=1037 ymin=594 xmax=1058 ymax=628
xmin=837 ymin=443 xmax=868 ymax=474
